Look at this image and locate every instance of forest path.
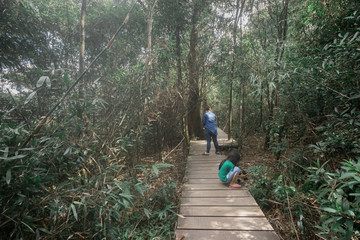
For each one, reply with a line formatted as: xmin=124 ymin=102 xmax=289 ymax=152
xmin=175 ymin=129 xmax=279 ymax=240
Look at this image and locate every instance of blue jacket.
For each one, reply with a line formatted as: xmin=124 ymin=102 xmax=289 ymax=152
xmin=202 ymin=111 xmax=217 ymax=135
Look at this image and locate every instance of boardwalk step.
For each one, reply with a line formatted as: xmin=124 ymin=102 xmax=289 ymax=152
xmin=180 ymin=206 xmax=264 ymax=217
xmin=181 ymin=190 xmax=251 ymax=197
xmin=176 ymin=230 xmax=279 ymax=240
xmin=181 ymin=197 xmax=257 ymax=206
xmin=177 ymin=216 xmax=274 ymax=230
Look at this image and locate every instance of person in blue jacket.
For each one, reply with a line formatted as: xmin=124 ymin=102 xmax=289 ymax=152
xmin=202 ymin=106 xmax=220 ymax=155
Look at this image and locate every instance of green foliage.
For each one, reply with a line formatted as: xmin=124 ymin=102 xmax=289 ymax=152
xmin=247 ymin=165 xmax=296 ymax=206
xmin=311 ymin=102 xmax=360 ymax=159
xmin=306 ymin=158 xmax=360 ymax=239
xmin=0 ymin=122 xmax=177 ymax=239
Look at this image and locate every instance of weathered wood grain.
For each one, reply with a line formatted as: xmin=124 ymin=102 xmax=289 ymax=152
xmin=176 ymin=230 xmax=279 ymax=240
xmin=177 ymin=217 xmax=274 ymax=230
xmin=180 ymin=206 xmax=265 ymax=217
xmin=185 ymin=178 xmax=224 ymax=184
xmin=181 ymin=197 xmax=257 ymax=206
xmin=181 ymin=189 xmax=251 ymax=197
xmin=183 ymin=183 xmax=232 ymax=190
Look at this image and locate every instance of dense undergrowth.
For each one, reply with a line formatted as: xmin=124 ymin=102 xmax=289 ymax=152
xmin=241 ymin=4 xmax=360 ymax=239
xmin=247 ymin=98 xmax=360 ymax=239
xmin=0 ymin=75 xmax=187 ymax=239
xmin=0 ymin=117 xmax=186 ymax=239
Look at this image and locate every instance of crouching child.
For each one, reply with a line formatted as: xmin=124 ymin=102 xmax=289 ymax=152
xmin=218 ymin=149 xmax=247 ymax=188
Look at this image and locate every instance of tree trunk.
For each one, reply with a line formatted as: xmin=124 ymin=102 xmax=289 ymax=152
xmin=78 ymin=0 xmax=86 ymax=120
xmin=176 ymin=25 xmax=182 ymax=87
xmin=227 ymin=0 xmax=240 ymax=140
xmin=187 ymin=1 xmax=203 ymax=139
xmin=145 ymin=0 xmax=158 ymax=84
xmin=259 ymin=81 xmax=263 ymax=127
xmin=228 ymin=0 xmax=246 ymax=140
xmin=79 ymin=0 xmax=86 ymax=74
xmin=241 ymin=84 xmax=245 ymax=134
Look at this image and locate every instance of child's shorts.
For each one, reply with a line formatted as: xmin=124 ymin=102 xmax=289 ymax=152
xmin=225 ymin=166 xmax=240 ymax=184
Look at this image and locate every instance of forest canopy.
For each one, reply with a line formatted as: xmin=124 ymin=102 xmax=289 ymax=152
xmin=0 ymin=0 xmax=359 ymax=239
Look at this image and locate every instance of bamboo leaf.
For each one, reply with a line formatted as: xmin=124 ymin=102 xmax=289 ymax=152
xmin=36 ymin=76 xmax=50 ymax=88
xmin=64 ymin=147 xmax=72 ymax=156
xmin=134 ymin=183 xmax=147 ymax=196
xmin=71 ymin=204 xmax=78 ymax=221
xmin=6 ymin=169 xmax=11 ymax=185
xmin=144 ymin=208 xmax=151 ymax=219
xmin=320 ymin=207 xmax=338 ymax=213
xmin=0 ymin=154 xmax=27 ymax=161
xmin=154 ymin=163 xmax=174 ymax=168
xmin=339 ymin=172 xmax=355 ymax=179
xmin=38 ymin=228 xmax=51 ymax=234
xmin=349 ymin=193 xmax=360 ymax=196
xmin=45 ymin=77 xmax=51 ymax=87
xmin=24 ymin=91 xmax=37 ymax=105
xmin=152 ymin=165 xmax=159 ymax=176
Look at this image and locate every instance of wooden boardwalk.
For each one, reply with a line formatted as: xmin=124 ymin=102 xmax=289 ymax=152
xmin=175 ymin=129 xmax=279 ymax=240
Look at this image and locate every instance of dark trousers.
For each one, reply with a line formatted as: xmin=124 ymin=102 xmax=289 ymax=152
xmin=205 ymin=129 xmax=219 ymax=153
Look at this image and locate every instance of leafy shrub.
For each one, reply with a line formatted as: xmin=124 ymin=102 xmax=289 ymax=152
xmin=311 ymin=104 xmax=360 ymax=160
xmin=0 ymin=111 xmax=178 ymax=239
xmin=306 ymin=158 xmax=360 ymax=239
xmin=247 ymin=165 xmax=296 ymax=206
xmin=247 ymin=165 xmax=274 ymax=206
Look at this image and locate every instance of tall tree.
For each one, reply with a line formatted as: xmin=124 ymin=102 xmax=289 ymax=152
xmin=187 ymin=0 xmax=206 ymax=139
xmin=228 ymin=0 xmax=246 ymax=140
xmin=79 ymin=0 xmax=86 ymax=74
xmin=137 ymin=0 xmax=158 ymax=84
xmin=77 ymin=0 xmax=87 ymax=120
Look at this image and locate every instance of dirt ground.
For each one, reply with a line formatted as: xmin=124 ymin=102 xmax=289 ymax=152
xmin=240 ymin=134 xmax=276 ymax=169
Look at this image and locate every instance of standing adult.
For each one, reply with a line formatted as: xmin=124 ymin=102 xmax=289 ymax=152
xmin=202 ymin=106 xmax=220 ymax=155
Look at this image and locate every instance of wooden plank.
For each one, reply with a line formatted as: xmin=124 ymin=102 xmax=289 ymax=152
xmin=177 ymin=217 xmax=274 ymax=231
xmin=186 ymin=164 xmax=219 ymax=168
xmin=183 ymin=183 xmax=228 ymax=190
xmin=185 ymin=178 xmax=230 ymax=184
xmin=180 ymin=206 xmax=265 ymax=217
xmin=187 ymin=157 xmax=220 ymax=160
xmin=176 ymin=230 xmax=279 ymax=240
xmin=181 ymin=189 xmax=251 ymax=197
xmin=186 ymin=172 xmax=219 ymax=176
xmin=186 ymin=161 xmax=220 ymax=164
xmin=186 ymin=176 xmax=219 ymax=179
xmin=186 ymin=165 xmax=219 ymax=169
xmin=183 ymin=183 xmax=247 ymax=190
xmin=184 ymin=179 xmax=250 ymax=187
xmin=187 ymin=156 xmax=221 ymax=160
xmin=186 ymin=163 xmax=219 ymax=167
xmin=186 ymin=170 xmax=219 ymax=174
xmin=187 ymin=156 xmax=222 ymax=159
xmin=186 ymin=172 xmax=219 ymax=175
xmin=181 ymin=197 xmax=257 ymax=206
xmin=186 ymin=165 xmax=218 ymax=169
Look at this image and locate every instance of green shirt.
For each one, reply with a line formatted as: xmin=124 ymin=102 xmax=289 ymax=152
xmin=218 ymin=160 xmax=234 ymax=182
